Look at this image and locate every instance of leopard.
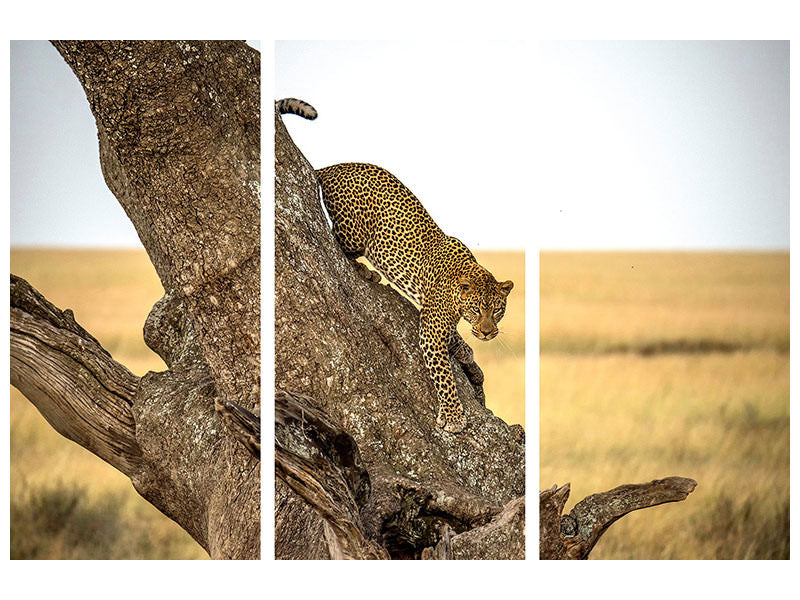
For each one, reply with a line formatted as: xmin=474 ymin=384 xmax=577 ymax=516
xmin=277 ymin=98 xmax=513 ymax=433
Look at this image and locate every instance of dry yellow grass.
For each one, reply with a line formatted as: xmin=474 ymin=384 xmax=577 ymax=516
xmin=541 ymin=251 xmax=789 ymax=353
xmin=10 ymin=248 xmax=207 ymax=559
xmin=540 ymin=251 xmax=789 ymax=559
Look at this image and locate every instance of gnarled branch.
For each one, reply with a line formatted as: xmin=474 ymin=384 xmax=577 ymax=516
xmin=274 ymin=390 xmax=526 ymax=560
xmin=276 ymin=390 xmax=388 ymax=559
xmin=216 ymin=398 xmax=261 ymax=459
xmin=10 ymin=274 xmax=142 ymax=475
xmin=540 ymin=477 xmax=697 ymax=559
xmin=421 ymin=496 xmax=525 ymax=560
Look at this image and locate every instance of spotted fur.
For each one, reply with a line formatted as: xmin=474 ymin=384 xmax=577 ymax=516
xmin=279 ymin=100 xmax=513 ymax=433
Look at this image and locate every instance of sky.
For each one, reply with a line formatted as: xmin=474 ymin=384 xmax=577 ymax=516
xmin=9 ymin=40 xmax=261 ymax=248
xmin=11 ymin=40 xmax=139 ymax=247
xmin=9 ymin=40 xmax=788 ymax=249
xmin=277 ymin=40 xmax=789 ymax=250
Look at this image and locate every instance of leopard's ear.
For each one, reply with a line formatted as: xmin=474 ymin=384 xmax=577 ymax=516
xmin=458 ymin=276 xmax=473 ymax=294
xmin=499 ymin=280 xmax=514 ymax=296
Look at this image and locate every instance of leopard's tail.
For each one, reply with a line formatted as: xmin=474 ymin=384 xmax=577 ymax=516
xmin=275 ymin=98 xmax=318 ymax=120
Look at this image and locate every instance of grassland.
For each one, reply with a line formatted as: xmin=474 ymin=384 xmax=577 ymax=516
xmin=10 ymin=249 xmax=207 ymax=559
xmin=540 ymin=251 xmax=789 ymax=559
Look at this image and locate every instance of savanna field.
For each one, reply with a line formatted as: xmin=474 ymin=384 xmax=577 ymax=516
xmin=10 ymin=249 xmax=525 ymax=559
xmin=540 ymin=251 xmax=789 ymax=559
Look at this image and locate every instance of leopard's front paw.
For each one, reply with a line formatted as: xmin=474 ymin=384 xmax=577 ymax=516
xmin=437 ymin=406 xmax=467 ymax=433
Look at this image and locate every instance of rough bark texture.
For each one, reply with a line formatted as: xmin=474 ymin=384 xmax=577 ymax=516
xmin=420 ymin=496 xmax=525 ymax=560
xmin=10 ymin=41 xmax=260 ymax=559
xmin=540 ymin=477 xmax=697 ymax=559
xmin=10 ymin=275 xmax=141 ymax=475
xmin=275 ymin=106 xmax=525 ymax=559
xmin=276 ymin=390 xmax=389 ymax=559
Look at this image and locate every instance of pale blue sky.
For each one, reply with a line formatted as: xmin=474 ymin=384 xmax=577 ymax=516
xmin=532 ymin=41 xmax=789 ymax=250
xmin=10 ymin=41 xmax=788 ymax=249
xmin=277 ymin=41 xmax=789 ymax=250
xmin=11 ymin=40 xmax=138 ymax=247
xmin=10 ymin=40 xmax=261 ymax=247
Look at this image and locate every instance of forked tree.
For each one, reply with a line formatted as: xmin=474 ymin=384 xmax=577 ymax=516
xmin=10 ymin=41 xmax=261 ymax=560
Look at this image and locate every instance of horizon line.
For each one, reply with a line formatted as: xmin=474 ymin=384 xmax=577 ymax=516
xmin=10 ymin=244 xmax=789 ymax=253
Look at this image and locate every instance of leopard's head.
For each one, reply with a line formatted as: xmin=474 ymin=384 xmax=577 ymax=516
xmin=455 ymin=265 xmax=514 ymax=341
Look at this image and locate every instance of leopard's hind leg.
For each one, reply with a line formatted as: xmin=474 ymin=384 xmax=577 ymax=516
xmin=342 ymin=250 xmax=382 ymax=283
xmin=321 ymin=190 xmax=382 ymax=283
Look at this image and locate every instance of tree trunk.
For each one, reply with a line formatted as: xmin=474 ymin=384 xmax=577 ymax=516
xmin=10 ymin=40 xmax=261 ymax=560
xmin=539 ymin=477 xmax=697 ymax=559
xmin=274 ymin=105 xmax=525 ymax=559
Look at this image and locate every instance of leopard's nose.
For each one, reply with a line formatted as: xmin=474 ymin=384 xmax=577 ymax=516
xmin=478 ymin=322 xmax=495 ymax=336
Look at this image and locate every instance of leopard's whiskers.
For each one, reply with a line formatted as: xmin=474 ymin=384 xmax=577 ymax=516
xmin=494 ymin=330 xmax=522 ymax=361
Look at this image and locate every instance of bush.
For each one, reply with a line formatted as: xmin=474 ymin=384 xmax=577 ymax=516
xmin=10 ymin=480 xmax=206 ymax=560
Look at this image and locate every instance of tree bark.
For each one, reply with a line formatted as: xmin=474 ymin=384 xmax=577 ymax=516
xmin=539 ymin=477 xmax=697 ymax=559
xmin=10 ymin=40 xmax=260 ymax=559
xmin=274 ymin=104 xmax=525 ymax=559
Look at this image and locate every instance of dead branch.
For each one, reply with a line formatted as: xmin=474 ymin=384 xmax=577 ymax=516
xmin=10 ymin=274 xmax=142 ymax=474
xmin=540 ymin=477 xmax=697 ymax=559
